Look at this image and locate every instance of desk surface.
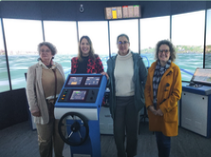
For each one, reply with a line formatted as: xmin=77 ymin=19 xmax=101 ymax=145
xmin=182 ymin=82 xmax=211 ymax=95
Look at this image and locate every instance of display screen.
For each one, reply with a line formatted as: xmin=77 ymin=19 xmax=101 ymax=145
xmin=67 ymin=77 xmax=83 ymax=86
xmin=85 ymin=77 xmax=100 ymax=86
xmin=70 ymin=90 xmax=87 ymax=100
xmin=191 ymin=68 xmax=211 ymax=85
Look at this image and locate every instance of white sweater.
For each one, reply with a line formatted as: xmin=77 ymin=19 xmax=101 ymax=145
xmin=114 ymin=51 xmax=134 ymax=96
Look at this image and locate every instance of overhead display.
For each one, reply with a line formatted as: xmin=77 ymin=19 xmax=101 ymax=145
xmin=67 ymin=77 xmax=83 ymax=86
xmin=70 ymin=90 xmax=87 ymax=100
xmin=191 ymin=68 xmax=211 ymax=85
xmin=85 ymin=77 xmax=100 ymax=86
xmin=105 ymin=5 xmax=141 ymax=20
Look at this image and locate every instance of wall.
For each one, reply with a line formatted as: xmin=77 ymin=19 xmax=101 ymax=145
xmin=0 ymin=1 xmax=210 ymax=20
xmin=0 ymin=88 xmax=28 ymax=130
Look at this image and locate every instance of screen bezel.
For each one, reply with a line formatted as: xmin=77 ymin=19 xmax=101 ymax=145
xmin=65 ymin=76 xmax=85 ymax=87
xmin=84 ymin=75 xmax=102 ymax=87
xmin=65 ymin=75 xmax=103 ymax=87
xmin=68 ymin=89 xmax=88 ymax=102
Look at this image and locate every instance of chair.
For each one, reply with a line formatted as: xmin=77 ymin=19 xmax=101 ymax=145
xmin=138 ymin=67 xmax=149 ymax=134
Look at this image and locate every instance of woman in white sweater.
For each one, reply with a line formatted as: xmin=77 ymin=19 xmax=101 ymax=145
xmin=106 ymin=34 xmax=148 ymax=157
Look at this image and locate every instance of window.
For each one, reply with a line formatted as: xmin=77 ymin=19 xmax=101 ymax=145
xmin=205 ymin=9 xmax=211 ymax=68
xmin=44 ymin=21 xmax=77 ymax=76
xmin=140 ymin=16 xmax=170 ymax=68
xmin=3 ymin=19 xmax=43 ymax=89
xmin=172 ymin=10 xmax=205 ymax=81
xmin=109 ymin=19 xmax=139 ymax=55
xmin=78 ymin=21 xmax=109 ymax=71
xmin=0 ymin=19 xmax=10 ymax=93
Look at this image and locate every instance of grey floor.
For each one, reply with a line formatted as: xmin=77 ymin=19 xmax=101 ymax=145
xmin=0 ymin=121 xmax=211 ymax=157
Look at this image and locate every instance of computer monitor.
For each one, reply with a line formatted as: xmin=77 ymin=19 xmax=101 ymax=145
xmin=191 ymin=68 xmax=211 ymax=85
xmin=66 ymin=76 xmax=83 ymax=87
xmin=85 ymin=77 xmax=101 ymax=86
xmin=69 ymin=90 xmax=88 ymax=101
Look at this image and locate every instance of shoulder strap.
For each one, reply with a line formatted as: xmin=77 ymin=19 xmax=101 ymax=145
xmin=52 ymin=69 xmax=57 ymax=104
xmin=34 ymin=68 xmax=37 ymax=94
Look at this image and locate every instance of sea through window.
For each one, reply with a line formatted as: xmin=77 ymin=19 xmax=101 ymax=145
xmin=44 ymin=21 xmax=77 ymax=77
xmin=3 ymin=19 xmax=43 ymax=90
xmin=172 ymin=10 xmax=205 ymax=81
xmin=205 ymin=9 xmax=211 ymax=68
xmin=0 ymin=19 xmax=10 ymax=93
xmin=109 ymin=19 xmax=139 ymax=56
xmin=140 ymin=16 xmax=170 ymax=68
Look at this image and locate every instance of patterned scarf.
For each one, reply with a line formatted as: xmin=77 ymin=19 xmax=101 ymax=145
xmin=152 ymin=59 xmax=171 ymax=108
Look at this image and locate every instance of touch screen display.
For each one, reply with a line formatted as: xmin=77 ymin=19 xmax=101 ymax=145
xmin=70 ymin=90 xmax=87 ymax=100
xmin=85 ymin=77 xmax=100 ymax=86
xmin=192 ymin=68 xmax=211 ymax=85
xmin=67 ymin=77 xmax=83 ymax=86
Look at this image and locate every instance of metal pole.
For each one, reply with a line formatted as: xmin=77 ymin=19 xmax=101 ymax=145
xmin=1 ymin=18 xmax=12 ymax=90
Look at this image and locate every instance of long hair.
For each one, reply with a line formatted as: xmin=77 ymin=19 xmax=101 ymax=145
xmin=78 ymin=36 xmax=95 ymax=61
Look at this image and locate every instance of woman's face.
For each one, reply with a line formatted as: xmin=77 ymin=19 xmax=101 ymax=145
xmin=80 ymin=38 xmax=90 ymax=57
xmin=39 ymin=45 xmax=53 ymax=62
xmin=158 ymin=44 xmax=171 ymax=64
xmin=117 ymin=36 xmax=130 ymax=56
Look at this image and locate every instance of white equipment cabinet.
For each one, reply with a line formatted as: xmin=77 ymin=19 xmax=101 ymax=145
xmin=181 ymin=91 xmax=208 ymax=137
xmin=181 ymin=82 xmax=211 ymax=138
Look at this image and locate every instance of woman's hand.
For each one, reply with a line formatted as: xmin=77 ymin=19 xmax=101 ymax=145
xmin=156 ymin=109 xmax=163 ymax=116
xmin=148 ymin=105 xmax=157 ymax=115
xmin=31 ymin=110 xmax=41 ymax=117
xmin=101 ymin=72 xmax=109 ymax=80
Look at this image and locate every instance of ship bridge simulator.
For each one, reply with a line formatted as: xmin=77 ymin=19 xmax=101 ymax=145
xmin=54 ymin=74 xmax=107 ymax=157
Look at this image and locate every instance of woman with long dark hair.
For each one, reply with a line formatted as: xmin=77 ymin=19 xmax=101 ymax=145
xmin=71 ymin=36 xmax=104 ymax=74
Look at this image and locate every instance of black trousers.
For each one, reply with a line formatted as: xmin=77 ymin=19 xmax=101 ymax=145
xmin=155 ymin=132 xmax=171 ymax=157
xmin=114 ymin=96 xmax=139 ymax=157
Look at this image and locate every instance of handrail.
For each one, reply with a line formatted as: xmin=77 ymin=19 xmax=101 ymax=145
xmin=65 ymin=55 xmax=194 ymax=76
xmin=140 ymin=54 xmax=150 ymax=68
xmin=65 ymin=69 xmax=70 ymax=74
xmin=180 ymin=68 xmax=193 ymax=76
xmin=140 ymin=54 xmax=194 ymax=76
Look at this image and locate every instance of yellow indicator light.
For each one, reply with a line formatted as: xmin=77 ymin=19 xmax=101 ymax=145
xmin=112 ymin=8 xmax=117 ymax=19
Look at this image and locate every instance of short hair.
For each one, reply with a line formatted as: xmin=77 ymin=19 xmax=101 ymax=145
xmin=116 ymin=34 xmax=130 ymax=44
xmin=155 ymin=40 xmax=176 ymax=62
xmin=38 ymin=42 xmax=57 ymax=56
xmin=78 ymin=36 xmax=95 ymax=61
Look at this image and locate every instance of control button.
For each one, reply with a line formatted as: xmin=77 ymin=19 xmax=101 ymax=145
xmin=62 ymin=98 xmax=64 ymax=100
xmin=63 ymin=95 xmax=66 ymax=97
